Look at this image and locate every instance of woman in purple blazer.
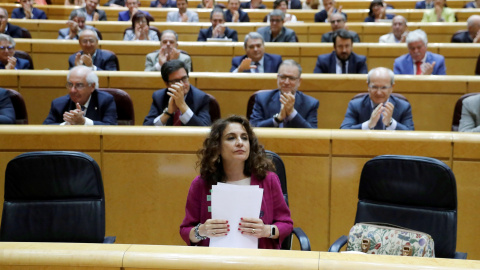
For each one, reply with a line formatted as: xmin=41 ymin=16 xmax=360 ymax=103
xmin=180 ymin=115 xmax=293 ymax=249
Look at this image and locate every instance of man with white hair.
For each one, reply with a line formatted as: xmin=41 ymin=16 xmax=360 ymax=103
xmin=379 ymin=15 xmax=408 ymax=43
xmin=341 ymin=67 xmax=414 ymax=130
xmin=393 ymin=29 xmax=446 ymax=75
xmin=58 ymin=10 xmax=99 ymax=40
xmin=257 ymin=10 xmax=297 ymax=42
xmin=451 ymin=15 xmax=480 ymax=43
xmin=0 ymin=34 xmax=30 ymax=69
xmin=43 ymin=65 xmax=117 ymax=125
xmin=0 ymin=8 xmax=23 ymax=38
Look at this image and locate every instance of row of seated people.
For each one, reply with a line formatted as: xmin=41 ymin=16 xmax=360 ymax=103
xmin=1 ymin=57 xmax=479 ymax=132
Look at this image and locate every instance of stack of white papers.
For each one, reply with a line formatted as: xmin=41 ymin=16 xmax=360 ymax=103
xmin=210 ymin=183 xmax=263 ymax=249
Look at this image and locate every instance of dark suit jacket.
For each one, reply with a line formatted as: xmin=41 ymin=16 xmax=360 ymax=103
xmin=68 ymin=49 xmax=119 ymax=71
xmin=0 ymin=88 xmax=15 ymax=124
xmin=118 ymin=10 xmax=151 ymax=21
xmin=230 ymin=53 xmax=282 ymax=73
xmin=250 ymin=89 xmax=319 ymax=128
xmin=364 ymin=13 xmax=395 ymax=22
xmin=224 ymin=9 xmax=250 ymax=22
xmin=289 ymin=0 xmax=302 ymax=9
xmin=197 ymin=26 xmax=238 ymax=41
xmin=11 ymin=7 xmax=47 ymax=19
xmin=451 ymin=30 xmax=473 ymax=43
xmin=464 ymin=1 xmax=477 ymax=8
xmin=72 ymin=7 xmax=107 ymax=21
xmin=150 ymin=0 xmax=176 ymax=7
xmin=0 ymin=58 xmax=30 ymax=70
xmin=240 ymin=2 xmax=266 ymax=8
xmin=143 ymin=86 xmax=211 ymax=126
xmin=314 ymin=51 xmax=368 ymax=74
xmin=43 ymin=90 xmax=117 ymax=125
xmin=393 ymin=51 xmax=446 ymax=75
xmin=321 ymin=31 xmax=360 ymax=42
xmin=257 ymin=26 xmax=297 ymax=42
xmin=4 ymin=23 xmax=23 ymax=38
xmin=340 ymin=94 xmax=414 ymax=130
xmin=475 ymin=54 xmax=480 ymax=75
xmin=314 ymin=9 xmax=346 ymax=22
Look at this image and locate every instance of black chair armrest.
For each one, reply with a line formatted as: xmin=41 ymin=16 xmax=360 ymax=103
xmin=292 ymin=227 xmax=311 ymax=251
xmin=328 ymin=235 xmax=348 ymax=252
xmin=103 ymin=236 xmax=116 ymax=244
xmin=454 ymin=251 xmax=468 ymax=259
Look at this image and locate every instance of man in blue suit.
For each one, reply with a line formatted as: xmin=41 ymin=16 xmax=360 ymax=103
xmin=230 ymin=32 xmax=282 ymax=73
xmin=225 ymin=0 xmax=249 ymax=22
xmin=68 ymin=29 xmax=118 ymax=71
xmin=415 ymin=0 xmax=434 ymax=9
xmin=340 ymin=67 xmax=414 ymax=130
xmin=0 ymin=88 xmax=15 ymax=124
xmin=315 ymin=0 xmax=346 ymax=22
xmin=250 ymin=60 xmax=319 ymax=128
xmin=118 ymin=0 xmax=152 ymax=21
xmin=393 ymin=29 xmax=446 ymax=75
xmin=43 ymin=66 xmax=117 ymax=125
xmin=197 ymin=8 xmax=238 ymax=41
xmin=143 ymin=60 xmax=211 ymax=126
xmin=0 ymin=34 xmax=30 ymax=70
xmin=314 ymin=29 xmax=367 ymax=74
xmin=11 ymin=0 xmax=47 ymax=19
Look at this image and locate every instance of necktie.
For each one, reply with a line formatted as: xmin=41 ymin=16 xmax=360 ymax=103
xmin=341 ymin=61 xmax=347 ymax=74
xmin=254 ymin=62 xmax=260 ymax=73
xmin=173 ymin=109 xmax=182 ymax=126
xmin=415 ymin=61 xmax=422 ymax=75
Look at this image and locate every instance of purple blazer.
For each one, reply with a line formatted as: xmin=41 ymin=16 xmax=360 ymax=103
xmin=180 ymin=171 xmax=293 ymax=249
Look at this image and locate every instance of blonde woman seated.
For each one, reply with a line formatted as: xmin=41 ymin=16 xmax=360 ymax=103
xmin=421 ymin=0 xmax=456 ymax=22
xmin=123 ymin=12 xmax=159 ymax=41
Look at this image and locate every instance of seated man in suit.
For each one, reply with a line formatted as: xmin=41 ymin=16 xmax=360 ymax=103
xmin=250 ymin=59 xmax=319 ymax=128
xmin=119 ymin=0 xmax=152 ymax=21
xmin=225 ymin=0 xmax=249 ymax=22
xmin=415 ymin=0 xmax=434 ymax=9
xmin=68 ymin=30 xmax=119 ymax=71
xmin=287 ymin=0 xmax=302 ymax=9
xmin=197 ymin=8 xmax=238 ymax=41
xmin=58 ymin=10 xmax=100 ymax=40
xmin=43 ymin=66 xmax=117 ymax=125
xmin=145 ymin=30 xmax=192 ymax=72
xmin=11 ymin=0 xmax=47 ymax=19
xmin=231 ymin=32 xmax=282 ymax=73
xmin=240 ymin=0 xmax=266 ymax=9
xmin=314 ymin=29 xmax=367 ymax=74
xmin=71 ymin=0 xmax=107 ymax=21
xmin=0 ymin=8 xmax=23 ymax=38
xmin=393 ymin=29 xmax=446 ymax=75
xmin=459 ymin=94 xmax=480 ymax=132
xmin=257 ymin=10 xmax=297 ymax=42
xmin=379 ymin=15 xmax=408 ymax=43
xmin=315 ymin=0 xmax=346 ymax=23
xmin=464 ymin=0 xmax=480 ymax=8
xmin=150 ymin=0 xmax=176 ymax=7
xmin=167 ymin=0 xmax=198 ymax=22
xmin=143 ymin=60 xmax=211 ymax=126
xmin=0 ymin=88 xmax=15 ymax=124
xmin=322 ymin=13 xmax=360 ymax=42
xmin=340 ymin=67 xmax=414 ymax=130
xmin=0 ymin=34 xmax=30 ymax=70
xmin=451 ymin=15 xmax=480 ymax=43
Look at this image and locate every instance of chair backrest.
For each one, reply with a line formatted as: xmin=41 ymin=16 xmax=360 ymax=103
xmin=101 ymin=49 xmax=120 ymax=70
xmin=179 ymin=50 xmax=193 ymax=71
xmin=246 ymin=90 xmax=271 ymax=120
xmin=355 ymin=155 xmax=458 ymax=258
xmin=451 ymin=92 xmax=480 ymax=131
xmin=13 ymin=50 xmax=34 ymax=69
xmin=264 ymin=150 xmax=292 ymax=250
xmin=5 ymin=89 xmax=28 ymax=124
xmin=98 ymin=88 xmax=135 ymax=125
xmin=1 ymin=151 xmax=106 ymax=243
xmin=207 ymin=93 xmax=221 ymax=123
xmin=352 ymin=92 xmax=409 ymax=102
xmin=20 ymin=27 xmax=31 ymax=38
xmin=94 ymin=28 xmax=103 ymax=40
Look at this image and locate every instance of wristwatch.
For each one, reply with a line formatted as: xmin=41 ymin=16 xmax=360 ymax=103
xmin=269 ymin=225 xmax=276 ymax=238
xmin=385 ymin=119 xmax=393 ymax=127
xmin=273 ymin=113 xmax=282 ymax=124
xmin=194 ymin=223 xmax=207 ymax=241
xmin=163 ymin=107 xmax=173 ymax=117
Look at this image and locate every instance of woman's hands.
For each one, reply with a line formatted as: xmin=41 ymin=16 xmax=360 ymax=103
xmin=200 ymin=219 xmax=230 ymax=238
xmin=238 ymin=217 xmax=269 ymax=239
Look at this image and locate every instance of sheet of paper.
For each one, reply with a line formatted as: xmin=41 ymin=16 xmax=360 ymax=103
xmin=209 ymin=183 xmax=263 ymax=249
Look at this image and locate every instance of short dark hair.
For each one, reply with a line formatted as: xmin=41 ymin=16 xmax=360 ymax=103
xmin=368 ymin=0 xmax=383 ymax=17
xmin=333 ymin=29 xmax=353 ymax=46
xmin=132 ymin=12 xmax=150 ymax=28
xmin=273 ymin=0 xmax=287 ymax=9
xmin=160 ymin=60 xmax=188 ymax=83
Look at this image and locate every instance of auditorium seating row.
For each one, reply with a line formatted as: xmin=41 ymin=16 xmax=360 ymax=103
xmin=1 ymin=3 xmax=479 ymax=22
xmin=12 ymin=39 xmax=480 ymax=75
xmin=11 ymin=19 xmax=469 ymax=42
xmin=3 ymin=70 xmax=480 ymax=131
xmin=0 ymin=127 xmax=479 ymax=259
xmin=1 ymin=242 xmax=480 ymax=269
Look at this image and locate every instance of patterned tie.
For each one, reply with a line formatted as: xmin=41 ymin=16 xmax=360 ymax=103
xmin=173 ymin=109 xmax=182 ymax=126
xmin=415 ymin=61 xmax=422 ymax=75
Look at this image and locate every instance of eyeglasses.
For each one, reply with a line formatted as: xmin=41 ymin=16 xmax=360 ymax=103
xmin=330 ymin=19 xmax=344 ymax=24
xmin=270 ymin=19 xmax=283 ymax=23
xmin=80 ymin=38 xmax=96 ymax=44
xmin=168 ymin=75 xmax=189 ymax=85
xmin=369 ymin=85 xmax=392 ymax=91
xmin=0 ymin=15 xmax=7 ymax=20
xmin=66 ymin=82 xmax=92 ymax=90
xmin=278 ymin=74 xmax=299 ymax=81
xmin=0 ymin=45 xmax=14 ymax=51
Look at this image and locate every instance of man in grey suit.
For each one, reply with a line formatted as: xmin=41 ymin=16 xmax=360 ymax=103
xmin=71 ymin=0 xmax=107 ymax=21
xmin=459 ymin=95 xmax=480 ymax=132
xmin=257 ymin=10 xmax=297 ymax=42
xmin=145 ymin=30 xmax=192 ymax=72
xmin=166 ymin=0 xmax=199 ymax=22
xmin=58 ymin=10 xmax=98 ymax=40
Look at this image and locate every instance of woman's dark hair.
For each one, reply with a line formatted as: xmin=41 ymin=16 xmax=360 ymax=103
xmin=132 ymin=11 xmax=150 ymax=28
xmin=197 ymin=115 xmax=274 ymax=186
xmin=368 ymin=0 xmax=383 ymax=17
xmin=273 ymin=0 xmax=287 ymax=9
